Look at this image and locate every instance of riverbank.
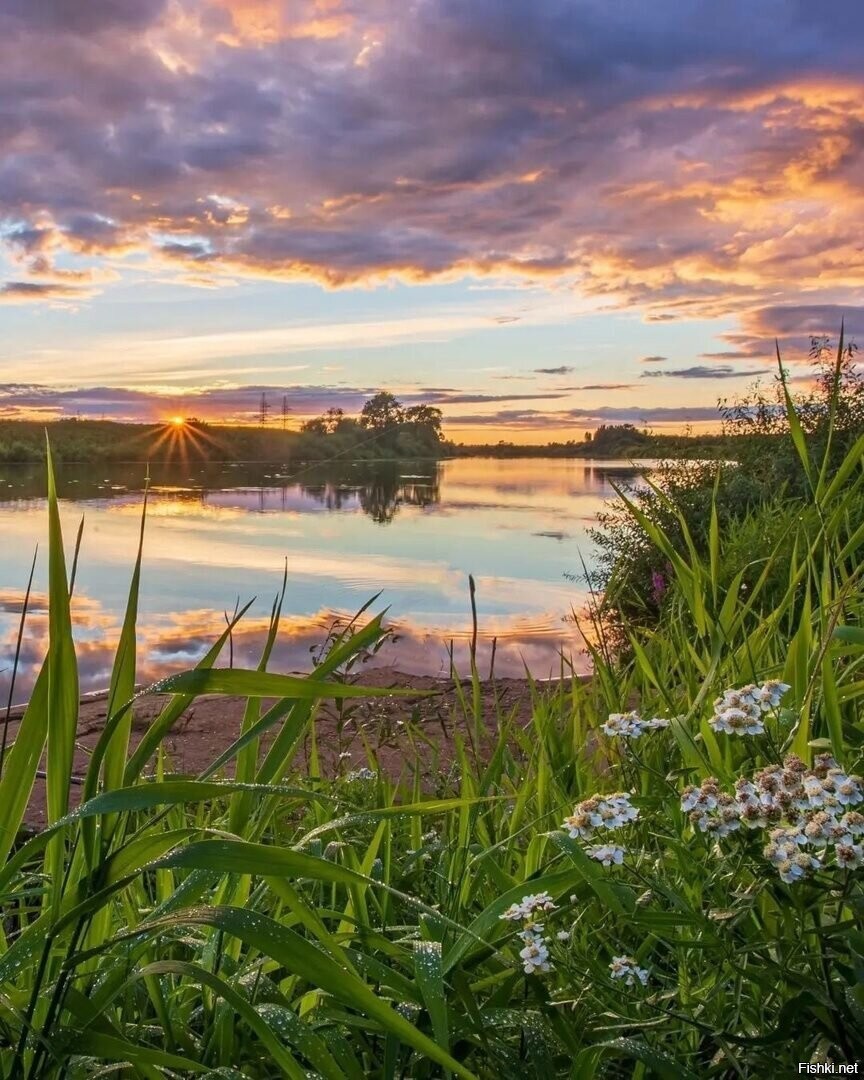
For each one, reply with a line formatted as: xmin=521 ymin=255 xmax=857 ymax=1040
xmin=9 ymin=668 xmax=542 ymax=829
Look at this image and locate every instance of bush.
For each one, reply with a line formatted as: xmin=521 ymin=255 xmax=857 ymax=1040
xmin=590 ymin=334 xmax=864 ymax=635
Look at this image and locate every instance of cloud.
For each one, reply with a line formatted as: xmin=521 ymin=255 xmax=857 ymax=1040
xmin=0 ymin=281 xmax=87 ymax=302
xmin=642 ymin=364 xmax=772 ymax=379
xmin=445 ymin=404 xmax=722 ymax=429
xmin=565 ymin=383 xmax=633 ymax=390
xmin=710 ymin=304 xmax=864 ymax=362
xmin=534 ymin=365 xmax=574 ymax=375
xmin=0 ymin=381 xmax=571 ymax=423
xmin=0 ymin=0 xmax=861 ymax=324
xmin=640 ymin=355 xmax=667 ymax=363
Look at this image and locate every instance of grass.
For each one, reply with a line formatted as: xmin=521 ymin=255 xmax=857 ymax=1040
xmin=0 ymin=354 xmax=863 ymax=1077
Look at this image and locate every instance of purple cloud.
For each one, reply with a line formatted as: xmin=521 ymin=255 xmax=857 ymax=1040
xmin=0 ymin=382 xmax=575 ymax=422
xmin=642 ymin=365 xmax=772 ymax=379
xmin=0 ymin=0 xmax=860 ymax=329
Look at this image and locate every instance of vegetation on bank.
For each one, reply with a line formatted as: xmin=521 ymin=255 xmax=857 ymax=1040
xmin=0 ymin=336 xmax=863 ymax=1075
xmin=590 ymin=334 xmax=864 ymax=632
xmin=0 ymin=392 xmax=448 ymax=465
xmin=453 ymin=424 xmax=746 ymax=460
xmin=0 ymin=390 xmax=761 ymax=465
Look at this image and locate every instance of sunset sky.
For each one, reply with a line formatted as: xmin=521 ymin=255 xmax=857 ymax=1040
xmin=1 ymin=0 xmax=863 ymax=441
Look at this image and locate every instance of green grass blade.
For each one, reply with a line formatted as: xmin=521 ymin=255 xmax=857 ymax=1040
xmin=151 ymin=667 xmax=432 ymax=701
xmin=102 ymin=486 xmax=148 ymax=794
xmin=113 ymin=905 xmax=478 ymax=1080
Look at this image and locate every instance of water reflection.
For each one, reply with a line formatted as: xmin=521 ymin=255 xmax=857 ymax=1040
xmin=300 ymin=464 xmax=440 ymax=523
xmin=0 ymin=457 xmax=645 ymax=700
xmin=0 ymin=460 xmax=443 ymax=525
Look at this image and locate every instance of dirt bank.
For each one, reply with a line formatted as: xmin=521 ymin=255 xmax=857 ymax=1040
xmin=7 ymin=668 xmax=546 ymax=828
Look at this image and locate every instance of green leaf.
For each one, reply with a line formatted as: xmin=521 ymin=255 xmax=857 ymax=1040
xmin=115 ymin=906 xmax=477 ymax=1080
xmin=67 ymin=1030 xmax=209 ymax=1074
xmin=102 ymin=487 xmax=148 ymax=795
xmin=594 ymin=1037 xmax=700 ymax=1080
xmin=414 ymin=940 xmax=449 ymax=1055
xmin=138 ymin=961 xmax=313 ymax=1079
xmin=151 ymin=667 xmax=432 ymax=701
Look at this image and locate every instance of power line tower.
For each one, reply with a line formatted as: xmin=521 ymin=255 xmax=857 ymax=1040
xmin=259 ymin=392 xmax=270 ymax=426
xmin=282 ymin=394 xmax=289 ymax=430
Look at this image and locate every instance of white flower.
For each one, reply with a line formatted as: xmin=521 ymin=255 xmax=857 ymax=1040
xmin=345 ymin=767 xmax=377 ymax=782
xmin=681 ymin=779 xmax=720 ymax=815
xmin=499 ymin=892 xmax=557 ymax=923
xmin=562 ymin=793 xmax=638 ymax=840
xmin=519 ymin=938 xmax=552 ymax=975
xmin=521 ymin=892 xmax=557 ymax=916
xmin=500 ymin=903 xmax=525 ymax=922
xmin=609 ymin=955 xmax=649 ymax=986
xmin=688 ymin=753 xmax=863 ymax=882
xmin=836 ymin=843 xmax=864 ymax=870
xmin=602 ymin=712 xmax=669 ymax=738
xmin=710 ymin=681 xmax=789 ymax=732
xmin=713 ymin=688 xmax=763 ymax=719
xmin=561 ymin=809 xmax=595 ymax=840
xmin=777 ymin=852 xmax=821 ymax=884
xmin=556 ymin=930 xmax=571 ymax=942
xmin=752 ymin=680 xmax=791 ymax=711
xmin=587 ymin=844 xmax=625 ymax=867
xmin=829 ymin=771 xmax=863 ymax=806
xmin=710 ymin=707 xmax=765 ymax=736
xmin=517 ymin=925 xmax=553 ymax=974
xmin=802 ymin=774 xmax=827 ymax=807
xmin=602 ymin=711 xmax=645 ymax=738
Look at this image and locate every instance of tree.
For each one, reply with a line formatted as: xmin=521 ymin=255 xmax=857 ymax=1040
xmin=359 ymin=391 xmax=404 ymax=431
xmin=323 ymin=407 xmax=345 ymax=433
xmin=403 ymin=404 xmax=443 ymax=440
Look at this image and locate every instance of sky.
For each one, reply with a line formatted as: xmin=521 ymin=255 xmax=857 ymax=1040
xmin=1 ymin=0 xmax=863 ymax=442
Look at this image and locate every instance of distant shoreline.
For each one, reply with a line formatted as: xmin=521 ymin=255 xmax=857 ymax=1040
xmin=0 ymin=416 xmax=750 ymax=465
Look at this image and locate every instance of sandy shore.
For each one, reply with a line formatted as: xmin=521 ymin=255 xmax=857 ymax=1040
xmin=7 ymin=668 xmax=545 ymax=829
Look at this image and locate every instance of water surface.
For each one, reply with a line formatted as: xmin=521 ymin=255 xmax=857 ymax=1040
xmin=0 ymin=457 xmax=643 ymax=701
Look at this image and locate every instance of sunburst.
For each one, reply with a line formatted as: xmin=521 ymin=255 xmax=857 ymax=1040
xmin=146 ymin=417 xmax=224 ymax=466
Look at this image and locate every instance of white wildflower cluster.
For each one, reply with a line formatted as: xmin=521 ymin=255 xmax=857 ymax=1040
xmin=586 ymin=844 xmax=625 ymax=866
xmin=499 ymin=892 xmax=558 ymax=975
xmin=344 ymin=767 xmax=378 ymax=782
xmin=602 ymin=711 xmax=671 ymax=739
xmin=680 ymin=778 xmax=742 ymax=838
xmin=609 ymin=955 xmax=649 ymax=987
xmin=561 ymin=792 xmax=638 ymax=868
xmin=682 ymin=753 xmax=864 ymax=882
xmin=561 ymin=792 xmax=638 ymax=840
xmin=710 ymin=680 xmax=790 ymax=736
xmin=517 ymin=925 xmax=553 ymax=975
xmin=500 ymin=891 xmax=557 ymax=922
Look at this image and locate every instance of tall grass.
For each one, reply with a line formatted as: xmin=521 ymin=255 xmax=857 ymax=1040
xmin=0 ymin=360 xmax=862 ymax=1077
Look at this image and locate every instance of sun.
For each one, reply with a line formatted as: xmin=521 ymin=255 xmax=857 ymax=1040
xmin=169 ymin=416 xmax=186 ymax=427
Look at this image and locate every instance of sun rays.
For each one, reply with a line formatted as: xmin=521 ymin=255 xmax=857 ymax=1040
xmin=147 ymin=418 xmax=225 ymax=465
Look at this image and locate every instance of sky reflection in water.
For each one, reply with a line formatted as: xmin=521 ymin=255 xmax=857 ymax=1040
xmin=0 ymin=457 xmax=644 ymax=700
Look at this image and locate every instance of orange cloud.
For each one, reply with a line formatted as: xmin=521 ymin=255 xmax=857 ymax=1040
xmin=208 ymin=0 xmax=351 ymax=43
